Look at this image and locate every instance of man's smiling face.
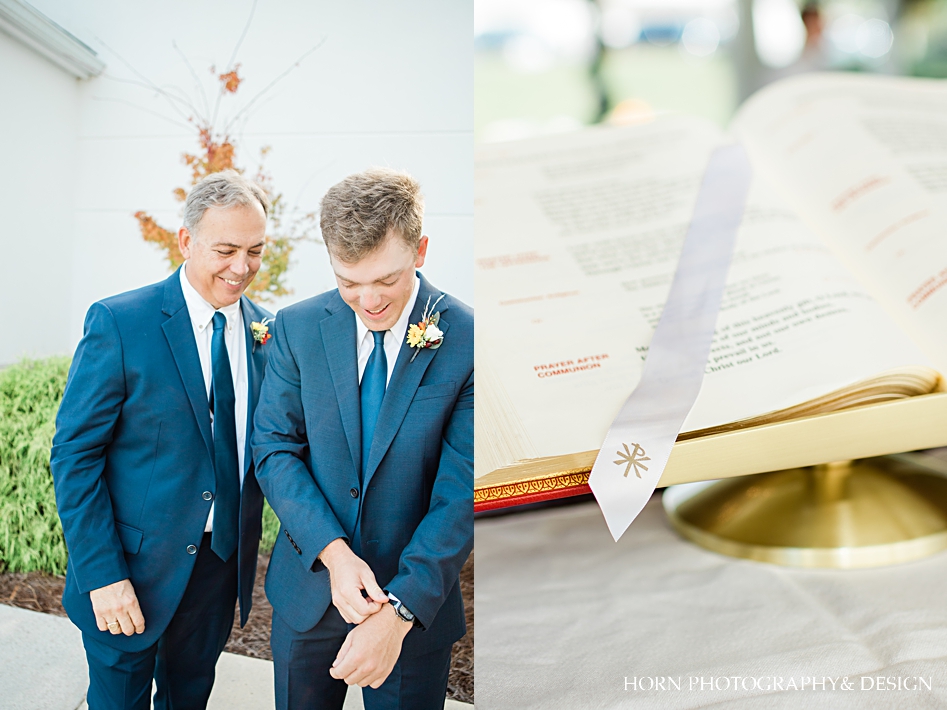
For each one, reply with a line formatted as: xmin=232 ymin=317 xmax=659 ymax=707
xmin=331 ymin=230 xmax=428 ymax=331
xmin=178 ymin=202 xmax=267 ymax=308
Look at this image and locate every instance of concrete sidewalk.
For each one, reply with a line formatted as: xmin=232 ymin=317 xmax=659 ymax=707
xmin=0 ymin=605 xmax=472 ymax=709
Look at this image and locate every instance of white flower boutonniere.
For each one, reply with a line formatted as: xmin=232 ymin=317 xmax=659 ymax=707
xmin=407 ymin=294 xmax=446 ymax=362
xmin=251 ymin=318 xmax=273 ymax=351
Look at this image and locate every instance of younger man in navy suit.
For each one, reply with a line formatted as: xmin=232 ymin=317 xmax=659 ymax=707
xmin=253 ymin=168 xmax=473 ymax=709
xmin=51 ymin=170 xmax=272 ymax=709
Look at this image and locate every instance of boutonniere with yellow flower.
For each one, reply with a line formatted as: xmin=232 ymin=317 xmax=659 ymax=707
xmin=407 ymin=294 xmax=446 ymax=362
xmin=250 ymin=318 xmax=273 ymax=352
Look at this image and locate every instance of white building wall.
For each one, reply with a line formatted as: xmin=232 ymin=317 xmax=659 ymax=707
xmin=0 ymin=27 xmax=79 ymax=365
xmin=17 ymin=0 xmax=472 ymax=357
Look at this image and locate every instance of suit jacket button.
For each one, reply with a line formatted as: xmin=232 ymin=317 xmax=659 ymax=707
xmin=202 ymin=491 xmax=213 ymax=501
xmin=350 ymin=488 xmax=359 ymax=499
xmin=186 ymin=544 xmax=198 ymax=554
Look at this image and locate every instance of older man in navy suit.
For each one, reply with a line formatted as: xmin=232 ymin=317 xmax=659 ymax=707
xmin=253 ymin=168 xmax=473 ymax=709
xmin=51 ymin=170 xmax=272 ymax=709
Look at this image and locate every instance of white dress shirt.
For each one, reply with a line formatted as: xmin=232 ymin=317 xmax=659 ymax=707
xmin=356 ymin=275 xmax=421 ymax=385
xmin=180 ymin=263 xmax=248 ymax=532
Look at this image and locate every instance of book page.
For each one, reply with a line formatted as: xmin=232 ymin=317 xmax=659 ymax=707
xmin=732 ymin=73 xmax=947 ymax=371
xmin=475 ymin=116 xmax=934 ymax=478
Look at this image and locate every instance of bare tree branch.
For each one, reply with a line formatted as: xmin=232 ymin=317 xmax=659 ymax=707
xmin=161 ymin=83 xmax=204 ymax=116
xmin=94 ymin=36 xmax=194 ymax=124
xmin=90 ymin=96 xmax=192 ymax=130
xmin=223 ymin=39 xmax=325 ymax=133
xmin=173 ymin=40 xmax=210 ymax=121
xmin=227 ymin=0 xmax=258 ymax=72
xmin=97 ymin=73 xmax=199 ymax=117
xmin=213 ymin=0 xmax=259 ymax=130
xmin=293 ymin=162 xmax=333 ymax=206
xmin=230 ymin=90 xmax=281 ymax=135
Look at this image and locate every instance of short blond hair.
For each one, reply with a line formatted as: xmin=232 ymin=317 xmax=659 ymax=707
xmin=319 ymin=168 xmax=424 ymax=262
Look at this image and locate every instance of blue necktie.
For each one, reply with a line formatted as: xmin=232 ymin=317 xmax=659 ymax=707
xmin=360 ymin=330 xmax=388 ymax=479
xmin=210 ymin=311 xmax=240 ymax=561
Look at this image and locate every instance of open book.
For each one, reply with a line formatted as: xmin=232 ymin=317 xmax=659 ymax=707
xmin=475 ymin=73 xmax=947 ymax=512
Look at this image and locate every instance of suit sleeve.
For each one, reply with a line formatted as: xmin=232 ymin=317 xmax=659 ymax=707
xmin=385 ymin=367 xmax=474 ymax=630
xmin=251 ymin=310 xmax=347 ymax=572
xmin=50 ymin=303 xmax=130 ymax=594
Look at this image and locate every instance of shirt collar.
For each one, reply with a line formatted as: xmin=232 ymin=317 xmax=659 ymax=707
xmin=355 ymin=273 xmax=421 ymax=347
xmin=180 ymin=262 xmax=242 ymax=333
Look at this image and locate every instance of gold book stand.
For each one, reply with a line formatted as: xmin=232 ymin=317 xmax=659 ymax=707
xmin=660 ymin=391 xmax=947 ymax=568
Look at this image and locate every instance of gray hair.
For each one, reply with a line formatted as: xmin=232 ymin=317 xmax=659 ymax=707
xmin=183 ymin=170 xmax=270 ymax=233
xmin=320 ymin=168 xmax=424 ymax=263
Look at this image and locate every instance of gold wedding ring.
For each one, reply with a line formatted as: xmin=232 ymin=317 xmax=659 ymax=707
xmin=107 ymin=621 xmax=121 ymax=633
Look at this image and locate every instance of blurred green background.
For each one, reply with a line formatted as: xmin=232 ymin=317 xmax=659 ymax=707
xmin=475 ymin=0 xmax=947 ymax=141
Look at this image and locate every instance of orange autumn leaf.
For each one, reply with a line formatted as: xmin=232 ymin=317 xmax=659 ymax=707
xmin=135 ymin=211 xmax=182 ymax=269
xmin=218 ymin=64 xmax=242 ymax=93
xmin=181 ymin=129 xmax=236 ymax=183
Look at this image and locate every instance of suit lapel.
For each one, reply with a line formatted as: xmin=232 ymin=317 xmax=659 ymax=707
xmin=161 ymin=271 xmax=214 ymax=466
xmin=242 ymin=297 xmax=267 ymax=475
xmin=321 ymin=293 xmax=363 ymax=477
xmin=363 ymin=275 xmax=450 ymax=487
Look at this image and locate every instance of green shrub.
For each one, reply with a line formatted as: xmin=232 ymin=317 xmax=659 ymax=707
xmin=0 ymin=357 xmax=71 ymax=575
xmin=261 ymin=500 xmax=279 ymax=553
xmin=0 ymin=356 xmax=283 ymax=576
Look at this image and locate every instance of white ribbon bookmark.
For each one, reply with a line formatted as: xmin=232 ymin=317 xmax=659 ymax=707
xmin=589 ymin=143 xmax=753 ymax=541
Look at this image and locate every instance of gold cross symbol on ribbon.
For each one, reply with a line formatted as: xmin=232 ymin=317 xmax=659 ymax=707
xmin=615 ymin=442 xmax=650 ymax=478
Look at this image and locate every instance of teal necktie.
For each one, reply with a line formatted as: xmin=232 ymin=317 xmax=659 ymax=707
xmin=210 ymin=311 xmax=240 ymax=561
xmin=360 ymin=330 xmax=388 ymax=479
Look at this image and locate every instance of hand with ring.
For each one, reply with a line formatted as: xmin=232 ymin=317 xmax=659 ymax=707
xmin=90 ymin=578 xmax=146 ymax=636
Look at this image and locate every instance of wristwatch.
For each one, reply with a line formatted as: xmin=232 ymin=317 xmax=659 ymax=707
xmin=386 ymin=592 xmax=417 ymax=625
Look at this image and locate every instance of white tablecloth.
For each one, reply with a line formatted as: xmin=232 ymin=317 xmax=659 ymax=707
xmin=476 ymin=494 xmax=947 ymax=709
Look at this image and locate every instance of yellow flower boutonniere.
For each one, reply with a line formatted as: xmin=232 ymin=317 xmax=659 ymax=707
xmin=251 ymin=318 xmax=273 ymax=351
xmin=407 ymin=295 xmax=446 ymax=362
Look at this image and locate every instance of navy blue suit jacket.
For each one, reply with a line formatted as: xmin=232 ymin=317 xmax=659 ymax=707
xmin=252 ymin=273 xmax=473 ymax=657
xmin=51 ymin=269 xmax=270 ymax=651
